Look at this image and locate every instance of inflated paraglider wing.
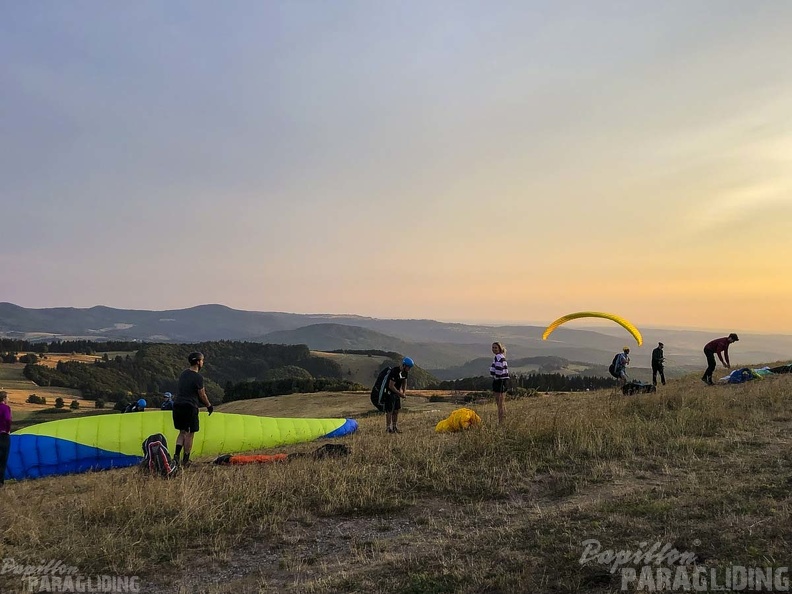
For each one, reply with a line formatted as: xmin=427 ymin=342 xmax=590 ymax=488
xmin=6 ymin=411 xmax=357 ymax=481
xmin=542 ymin=311 xmax=643 ymax=346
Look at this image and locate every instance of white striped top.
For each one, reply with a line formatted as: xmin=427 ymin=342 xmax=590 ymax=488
xmin=490 ymin=354 xmax=509 ymax=378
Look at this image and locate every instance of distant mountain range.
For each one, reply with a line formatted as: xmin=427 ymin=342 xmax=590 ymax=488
xmin=1 ymin=302 xmax=790 ymax=374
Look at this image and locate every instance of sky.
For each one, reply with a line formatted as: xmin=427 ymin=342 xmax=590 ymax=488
xmin=2 ymin=1 xmax=792 ymax=333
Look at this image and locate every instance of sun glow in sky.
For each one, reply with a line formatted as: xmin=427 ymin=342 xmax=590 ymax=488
xmin=2 ymin=1 xmax=792 ymax=332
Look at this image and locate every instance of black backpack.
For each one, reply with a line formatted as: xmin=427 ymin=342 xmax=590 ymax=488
xmin=608 ymin=354 xmax=621 ymax=379
xmin=370 ymin=367 xmax=392 ymax=411
xmin=140 ymin=433 xmax=179 ymax=478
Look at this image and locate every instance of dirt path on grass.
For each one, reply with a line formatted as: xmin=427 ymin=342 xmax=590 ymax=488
xmin=136 ymin=418 xmax=792 ymax=594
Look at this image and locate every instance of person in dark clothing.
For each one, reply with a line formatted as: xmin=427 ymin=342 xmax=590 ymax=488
xmin=651 ymin=342 xmax=666 ymax=386
xmin=172 ymin=352 xmax=213 ymax=466
xmin=0 ymin=392 xmax=11 ymax=486
xmin=702 ymin=333 xmax=739 ymax=385
xmin=384 ymin=357 xmax=413 ymax=434
xmin=124 ymin=398 xmax=147 ymax=413
xmin=160 ymin=392 xmax=174 ymax=411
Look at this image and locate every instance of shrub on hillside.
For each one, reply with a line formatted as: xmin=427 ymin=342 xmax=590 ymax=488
xmin=18 ymin=353 xmax=39 ymax=364
xmin=70 ymin=400 xmax=80 ymax=410
xmin=26 ymin=394 xmax=47 ymax=405
xmin=54 ymin=397 xmax=65 ymax=409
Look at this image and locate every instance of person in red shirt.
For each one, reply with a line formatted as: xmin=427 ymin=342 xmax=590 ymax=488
xmin=702 ymin=333 xmax=739 ymax=385
xmin=0 ymin=391 xmax=12 ymax=486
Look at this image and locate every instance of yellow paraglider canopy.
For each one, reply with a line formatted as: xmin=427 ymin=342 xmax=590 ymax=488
xmin=542 ymin=311 xmax=643 ymax=346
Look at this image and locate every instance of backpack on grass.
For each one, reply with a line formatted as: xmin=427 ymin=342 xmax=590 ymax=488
xmin=622 ymin=380 xmax=657 ymax=396
xmin=608 ymin=354 xmax=621 ymax=379
xmin=370 ymin=367 xmax=392 ymax=412
xmin=140 ymin=433 xmax=178 ymax=478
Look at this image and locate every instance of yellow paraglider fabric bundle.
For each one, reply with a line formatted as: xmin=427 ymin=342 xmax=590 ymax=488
xmin=542 ymin=311 xmax=643 ymax=346
xmin=435 ymin=408 xmax=482 ymax=433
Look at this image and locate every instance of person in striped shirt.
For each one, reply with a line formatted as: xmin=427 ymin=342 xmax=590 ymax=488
xmin=490 ymin=342 xmax=509 ymax=425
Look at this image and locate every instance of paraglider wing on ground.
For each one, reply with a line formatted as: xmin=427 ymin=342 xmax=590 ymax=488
xmin=6 ymin=412 xmax=358 ymax=481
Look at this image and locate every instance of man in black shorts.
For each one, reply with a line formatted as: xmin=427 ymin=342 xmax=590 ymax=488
xmin=172 ymin=352 xmax=213 ymax=466
xmin=384 ymin=357 xmax=413 ymax=434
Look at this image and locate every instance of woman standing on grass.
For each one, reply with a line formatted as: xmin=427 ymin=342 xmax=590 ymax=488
xmin=490 ymin=342 xmax=509 ymax=425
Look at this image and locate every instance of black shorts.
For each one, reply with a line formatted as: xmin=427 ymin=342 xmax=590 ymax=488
xmin=173 ymin=403 xmax=200 ymax=433
xmin=383 ymin=391 xmax=401 ymax=413
xmin=492 ymin=378 xmax=509 ymax=393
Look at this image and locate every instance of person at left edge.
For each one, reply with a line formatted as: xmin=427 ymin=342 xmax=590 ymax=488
xmin=0 ymin=392 xmax=12 ymax=486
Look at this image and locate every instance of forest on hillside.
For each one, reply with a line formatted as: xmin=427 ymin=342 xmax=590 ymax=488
xmin=17 ymin=341 xmax=361 ymax=406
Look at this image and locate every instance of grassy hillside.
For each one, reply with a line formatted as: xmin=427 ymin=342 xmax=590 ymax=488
xmin=1 ymin=370 xmax=791 ymax=593
xmin=262 ymin=323 xmax=483 ymax=369
xmin=217 ymin=389 xmax=467 ymax=420
xmin=0 ymin=361 xmax=86 ymax=412
xmin=310 ymin=351 xmax=389 ymax=386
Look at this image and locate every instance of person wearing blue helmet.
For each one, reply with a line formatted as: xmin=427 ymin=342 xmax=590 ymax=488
xmin=383 ymin=357 xmax=414 ymax=434
xmin=123 ymin=398 xmax=147 ymax=413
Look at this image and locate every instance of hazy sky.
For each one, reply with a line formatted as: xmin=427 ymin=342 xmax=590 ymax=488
xmin=2 ymin=1 xmax=792 ymax=332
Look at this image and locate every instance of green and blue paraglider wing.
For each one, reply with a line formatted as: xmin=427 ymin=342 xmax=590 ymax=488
xmin=6 ymin=411 xmax=357 ymax=481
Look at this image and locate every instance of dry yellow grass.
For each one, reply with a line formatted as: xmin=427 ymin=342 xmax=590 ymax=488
xmin=1 ymin=372 xmax=791 ymax=593
xmin=217 ymin=389 xmax=471 ymax=420
xmin=0 ymin=362 xmax=83 ymax=413
xmin=35 ymin=353 xmax=105 ymax=368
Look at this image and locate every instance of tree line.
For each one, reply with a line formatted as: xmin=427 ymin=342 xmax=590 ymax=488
xmin=0 ymin=338 xmax=143 ymax=354
xmin=428 ymin=372 xmax=617 ymax=392
xmin=18 ymin=341 xmax=348 ymax=405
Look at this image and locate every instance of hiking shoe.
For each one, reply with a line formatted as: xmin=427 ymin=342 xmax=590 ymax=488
xmin=701 ymin=377 xmax=709 ymax=385
xmin=386 ymin=427 xmax=394 ymax=434
xmin=392 ymin=427 xmax=402 ymax=434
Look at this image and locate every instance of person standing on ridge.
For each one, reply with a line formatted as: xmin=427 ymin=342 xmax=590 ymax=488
xmin=172 ymin=352 xmax=213 ymax=466
xmin=384 ymin=357 xmax=413 ymax=433
xmin=490 ymin=342 xmax=509 ymax=425
xmin=651 ymin=342 xmax=666 ymax=386
xmin=702 ymin=333 xmax=739 ymax=385
xmin=0 ymin=392 xmax=11 ymax=486
xmin=614 ymin=347 xmax=631 ymax=387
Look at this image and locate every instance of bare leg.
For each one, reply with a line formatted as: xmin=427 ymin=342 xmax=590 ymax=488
xmin=495 ymin=392 xmax=505 ymax=424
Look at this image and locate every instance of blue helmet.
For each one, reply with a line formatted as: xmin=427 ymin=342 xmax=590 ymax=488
xmin=402 ymin=357 xmax=414 ymax=368
xmin=137 ymin=399 xmax=147 ymax=408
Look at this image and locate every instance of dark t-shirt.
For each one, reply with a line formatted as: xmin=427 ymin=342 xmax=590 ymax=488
xmin=175 ymin=369 xmax=204 ymax=408
xmin=652 ymin=347 xmax=664 ymax=365
xmin=386 ymin=367 xmax=407 ymax=394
